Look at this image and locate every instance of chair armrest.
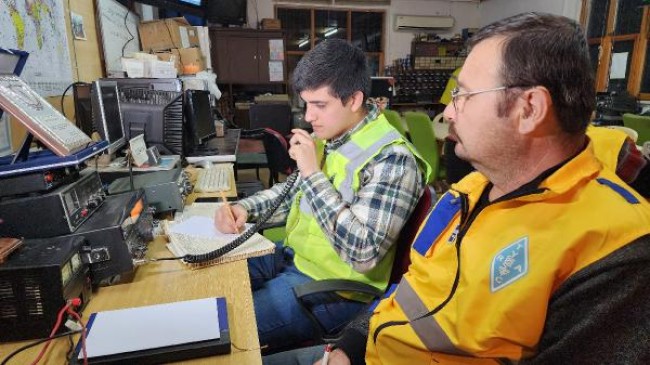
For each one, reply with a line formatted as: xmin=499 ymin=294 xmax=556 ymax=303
xmin=293 ymin=279 xmax=384 ymax=299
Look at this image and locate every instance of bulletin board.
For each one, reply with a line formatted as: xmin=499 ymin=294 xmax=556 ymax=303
xmin=96 ymin=0 xmax=141 ymax=76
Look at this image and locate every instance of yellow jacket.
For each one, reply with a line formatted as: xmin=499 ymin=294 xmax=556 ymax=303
xmin=366 ymin=142 xmax=650 ymax=364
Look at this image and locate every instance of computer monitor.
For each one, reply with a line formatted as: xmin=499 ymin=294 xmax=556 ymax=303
xmin=119 ymin=89 xmax=185 ymax=156
xmin=91 ymin=80 xmax=126 ymax=155
xmin=108 ymin=78 xmax=183 ymax=93
xmin=73 ymin=83 xmax=94 ymax=137
xmin=178 ymin=0 xmax=201 ymax=6
xmin=185 ymin=90 xmax=214 ymax=145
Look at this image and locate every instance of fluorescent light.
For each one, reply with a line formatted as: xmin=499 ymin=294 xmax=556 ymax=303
xmin=298 ymin=39 xmax=310 ymax=48
xmin=324 ymin=28 xmax=338 ymax=37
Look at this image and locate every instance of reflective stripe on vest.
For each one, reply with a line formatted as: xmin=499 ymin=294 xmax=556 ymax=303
xmin=394 ymin=277 xmax=470 ymax=356
xmin=299 ymin=129 xmax=404 ymax=213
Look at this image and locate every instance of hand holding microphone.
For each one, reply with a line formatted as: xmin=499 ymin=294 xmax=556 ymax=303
xmin=289 ymin=129 xmax=319 ymax=178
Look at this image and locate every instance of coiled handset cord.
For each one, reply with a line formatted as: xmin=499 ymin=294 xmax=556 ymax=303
xmin=182 ymin=170 xmax=300 ymax=264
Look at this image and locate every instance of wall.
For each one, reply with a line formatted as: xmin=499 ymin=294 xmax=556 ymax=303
xmin=250 ymin=0 xmax=480 ymax=65
xmin=479 ymin=0 xmax=582 ymax=25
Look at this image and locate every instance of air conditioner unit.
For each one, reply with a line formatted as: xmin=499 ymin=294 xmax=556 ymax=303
xmin=394 ymin=15 xmax=454 ymax=31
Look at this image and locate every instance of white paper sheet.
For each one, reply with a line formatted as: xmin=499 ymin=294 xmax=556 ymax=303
xmin=610 ymin=52 xmax=628 ymax=79
xmin=168 ymin=216 xmax=252 ymax=239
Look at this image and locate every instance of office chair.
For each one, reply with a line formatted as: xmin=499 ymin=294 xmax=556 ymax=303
xmin=236 ymin=129 xmax=268 ymax=181
xmin=623 ymin=113 xmax=650 ymax=145
xmin=382 ymin=109 xmax=408 ymax=138
xmin=404 ymin=111 xmax=440 ymax=185
xmin=261 ymin=128 xmax=297 ymax=187
xmin=292 ymin=187 xmax=434 ymax=343
xmin=249 ymin=103 xmax=293 ymax=137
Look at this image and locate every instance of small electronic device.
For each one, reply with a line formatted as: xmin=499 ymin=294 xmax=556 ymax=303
xmin=0 ymin=170 xmax=105 ymax=238
xmin=107 ymin=166 xmax=192 ymax=214
xmin=0 ymin=166 xmax=80 ymax=197
xmin=129 ymin=134 xmax=149 ymax=167
xmin=0 ymin=236 xmax=92 ymax=342
xmin=91 ymin=80 xmax=127 ymax=155
xmin=64 ymin=190 xmax=153 ymax=285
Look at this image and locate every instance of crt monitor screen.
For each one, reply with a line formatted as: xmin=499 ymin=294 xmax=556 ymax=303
xmin=206 ymin=0 xmax=246 ymax=26
xmin=91 ymin=81 xmax=126 ymax=154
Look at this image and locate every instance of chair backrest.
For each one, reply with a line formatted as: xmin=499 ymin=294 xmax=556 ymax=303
xmin=404 ymin=111 xmax=440 ymax=184
xmin=262 ymin=128 xmax=297 ymax=183
xmin=389 ymin=187 xmax=433 ymax=284
xmin=622 ymin=113 xmax=650 ymax=144
xmin=249 ymin=103 xmax=292 ymax=137
xmin=382 ymin=109 xmax=408 ymax=137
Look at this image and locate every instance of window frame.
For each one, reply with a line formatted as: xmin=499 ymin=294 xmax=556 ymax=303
xmin=581 ymin=0 xmax=650 ymax=99
xmin=275 ymin=5 xmax=386 ymax=76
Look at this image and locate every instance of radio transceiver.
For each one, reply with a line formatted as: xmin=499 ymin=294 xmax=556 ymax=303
xmin=0 ymin=170 xmax=104 ymax=238
xmin=65 ymin=190 xmax=154 ymax=285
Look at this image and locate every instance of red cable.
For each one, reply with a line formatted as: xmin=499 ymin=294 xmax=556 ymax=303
xmin=30 ymin=302 xmax=71 ymax=365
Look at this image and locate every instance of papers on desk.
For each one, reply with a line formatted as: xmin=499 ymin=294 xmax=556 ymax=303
xmin=164 ymin=203 xmax=275 ymax=268
xmin=169 ymin=216 xmax=253 ymax=240
xmin=73 ymin=297 xmax=231 ymax=364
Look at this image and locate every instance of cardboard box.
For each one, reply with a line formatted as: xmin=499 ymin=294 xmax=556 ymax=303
xmin=261 ymin=18 xmax=281 ymax=30
xmin=138 ymin=17 xmax=200 ymax=52
xmin=171 ymin=47 xmax=206 ymax=75
xmin=156 ymin=51 xmax=182 ymax=74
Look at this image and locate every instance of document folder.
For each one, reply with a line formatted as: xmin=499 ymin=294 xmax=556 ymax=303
xmin=71 ymin=297 xmax=230 ymax=364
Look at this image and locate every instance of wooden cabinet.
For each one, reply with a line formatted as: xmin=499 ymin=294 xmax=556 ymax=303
xmin=209 ymin=28 xmax=286 ymax=84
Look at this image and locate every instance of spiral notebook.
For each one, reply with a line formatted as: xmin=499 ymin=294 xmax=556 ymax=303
xmin=164 ymin=203 xmax=275 ymax=268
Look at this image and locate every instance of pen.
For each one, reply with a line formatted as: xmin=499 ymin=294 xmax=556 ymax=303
xmin=322 ymin=344 xmax=332 ymax=365
xmin=220 ymin=191 xmax=240 ymax=233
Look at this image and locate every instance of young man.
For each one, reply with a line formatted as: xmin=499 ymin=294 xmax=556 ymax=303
xmin=264 ymin=13 xmax=650 ymax=365
xmin=214 ymin=39 xmax=430 ymax=350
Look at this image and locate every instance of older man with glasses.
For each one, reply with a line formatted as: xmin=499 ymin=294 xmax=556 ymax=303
xmin=264 ymin=12 xmax=650 ymax=365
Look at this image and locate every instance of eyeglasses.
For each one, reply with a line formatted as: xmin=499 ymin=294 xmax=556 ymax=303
xmin=450 ymin=86 xmax=508 ymax=112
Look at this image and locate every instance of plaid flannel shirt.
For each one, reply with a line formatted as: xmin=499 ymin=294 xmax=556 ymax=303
xmin=237 ymin=105 xmax=424 ymax=272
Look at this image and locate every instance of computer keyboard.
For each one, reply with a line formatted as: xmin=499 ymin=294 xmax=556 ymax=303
xmin=195 ymin=163 xmax=232 ymax=193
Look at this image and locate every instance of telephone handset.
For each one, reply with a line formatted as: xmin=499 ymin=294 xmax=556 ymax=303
xmin=183 ymin=170 xmax=300 ymax=264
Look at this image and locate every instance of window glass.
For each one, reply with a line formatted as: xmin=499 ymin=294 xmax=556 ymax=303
xmin=351 ymin=12 xmax=383 ymax=52
xmin=587 ymin=0 xmax=610 ymax=38
xmin=614 ymin=0 xmax=644 ymax=35
xmin=589 ymin=43 xmax=601 ymax=77
xmin=314 ymin=10 xmax=348 ymax=46
xmin=277 ymin=8 xmax=311 ymax=51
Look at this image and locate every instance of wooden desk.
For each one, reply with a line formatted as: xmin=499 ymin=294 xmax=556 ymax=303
xmin=0 ymin=239 xmax=262 ymax=365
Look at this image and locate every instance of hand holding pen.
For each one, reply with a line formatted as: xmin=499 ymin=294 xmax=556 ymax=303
xmin=314 ymin=344 xmax=350 ymax=365
xmin=214 ymin=193 xmax=247 ymax=234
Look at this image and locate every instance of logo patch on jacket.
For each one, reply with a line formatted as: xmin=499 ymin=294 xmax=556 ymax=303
xmin=490 ymin=237 xmax=529 ymax=292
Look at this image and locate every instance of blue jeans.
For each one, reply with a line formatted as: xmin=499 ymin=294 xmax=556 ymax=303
xmin=262 ymin=345 xmax=325 ymax=365
xmin=248 ymin=243 xmax=367 ymax=350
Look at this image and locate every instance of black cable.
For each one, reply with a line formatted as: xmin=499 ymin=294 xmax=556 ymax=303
xmin=153 ymin=170 xmax=300 ymax=263
xmin=372 ymin=238 xmax=462 ymax=344
xmin=121 ymin=7 xmax=135 ymax=57
xmin=60 ymin=82 xmax=89 ymax=121
xmin=0 ymin=330 xmax=82 ymax=365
